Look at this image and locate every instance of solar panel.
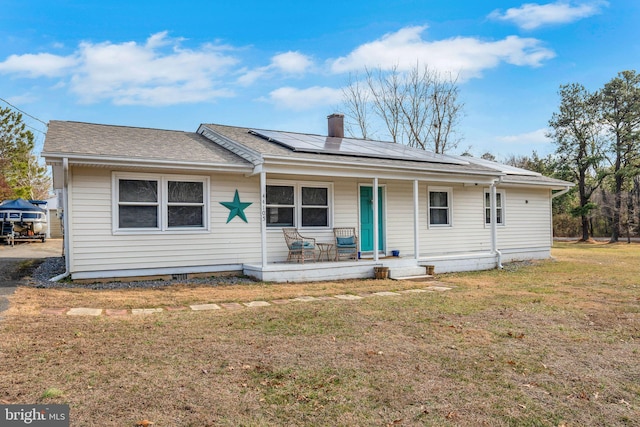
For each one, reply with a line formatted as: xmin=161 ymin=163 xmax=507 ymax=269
xmin=249 ymin=129 xmax=467 ymax=165
xmin=449 ymin=155 xmax=541 ymax=176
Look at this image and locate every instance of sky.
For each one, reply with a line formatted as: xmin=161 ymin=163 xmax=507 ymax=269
xmin=1 ymin=0 xmax=639 ymax=161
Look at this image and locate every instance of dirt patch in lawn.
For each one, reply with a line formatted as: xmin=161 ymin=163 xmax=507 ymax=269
xmin=1 ymin=243 xmax=639 ymax=426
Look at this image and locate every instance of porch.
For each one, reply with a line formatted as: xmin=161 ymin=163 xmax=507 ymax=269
xmin=243 ymin=248 xmax=544 ymax=283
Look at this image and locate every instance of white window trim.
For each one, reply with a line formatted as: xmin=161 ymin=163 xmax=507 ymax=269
xmin=112 ymin=172 xmax=210 ymax=234
xmin=266 ymin=180 xmax=333 ymax=230
xmin=484 ymin=189 xmax=506 ymax=227
xmin=427 ymin=186 xmax=453 ymax=228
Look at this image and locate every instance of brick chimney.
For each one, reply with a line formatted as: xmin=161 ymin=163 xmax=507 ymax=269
xmin=327 ymin=113 xmax=344 ymax=138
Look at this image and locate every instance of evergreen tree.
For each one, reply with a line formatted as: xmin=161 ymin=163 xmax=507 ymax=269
xmin=548 ymin=83 xmax=605 ymax=241
xmin=599 ymin=70 xmax=640 ymax=242
xmin=0 ymin=107 xmax=49 ymax=200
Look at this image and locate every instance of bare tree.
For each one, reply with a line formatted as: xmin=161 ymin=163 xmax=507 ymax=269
xmin=340 ymin=63 xmax=464 ymax=153
xmin=427 ymin=71 xmax=463 ymax=153
xmin=366 ymin=66 xmax=404 ymax=144
xmin=342 ymin=73 xmax=372 ymax=140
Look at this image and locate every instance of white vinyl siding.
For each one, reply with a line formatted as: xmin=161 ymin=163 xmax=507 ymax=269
xmin=67 ymin=167 xmax=553 ymax=276
xmin=496 ymin=187 xmax=551 ymax=249
xmin=421 ymin=185 xmax=490 ymax=256
xmin=68 ymin=167 xmax=261 ymax=274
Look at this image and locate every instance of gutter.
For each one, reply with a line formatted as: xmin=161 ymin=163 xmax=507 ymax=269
xmin=552 ymin=186 xmax=572 ymax=199
xmin=51 ymin=157 xmax=71 ymax=282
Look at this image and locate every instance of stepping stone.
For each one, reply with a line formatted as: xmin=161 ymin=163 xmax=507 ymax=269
xmin=399 ymin=289 xmax=430 ymax=293
xmin=131 ymin=308 xmax=163 ymax=315
xmin=373 ymin=291 xmax=401 ymax=297
xmin=190 ymin=303 xmax=221 ymax=311
xmin=105 ymin=309 xmax=128 ymax=317
xmin=67 ymin=308 xmax=102 ymax=316
xmin=271 ymin=299 xmax=292 ymax=305
xmin=425 ymin=286 xmax=452 ymax=292
xmin=41 ymin=308 xmax=67 ymax=315
xmin=291 ymin=296 xmax=319 ymax=302
xmin=243 ymin=301 xmax=271 ymax=308
xmin=165 ymin=306 xmax=188 ymax=311
xmin=334 ymin=294 xmax=363 ymax=300
xmin=220 ymin=302 xmax=244 ymax=310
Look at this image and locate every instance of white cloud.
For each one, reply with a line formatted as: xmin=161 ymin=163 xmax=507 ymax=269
xmin=0 ymin=52 xmax=78 ymax=77
xmin=238 ymin=51 xmax=313 ymax=85
xmin=271 ymin=51 xmax=313 ymax=73
xmin=267 ymin=86 xmax=342 ymax=110
xmin=6 ymin=93 xmax=39 ymax=105
xmin=0 ymin=32 xmax=239 ymax=106
xmin=489 ymin=1 xmax=608 ymax=30
xmin=497 ymin=128 xmax=551 ymax=144
xmin=329 ymin=26 xmax=555 ymax=79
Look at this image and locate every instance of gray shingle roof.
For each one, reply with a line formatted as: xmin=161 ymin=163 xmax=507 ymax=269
xmin=202 ymin=124 xmax=573 ymax=188
xmin=42 ymin=120 xmax=573 ymax=189
xmin=43 ymin=121 xmax=251 ymax=167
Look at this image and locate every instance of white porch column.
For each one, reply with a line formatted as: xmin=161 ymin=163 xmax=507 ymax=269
xmin=260 ymin=171 xmax=267 ymax=267
xmin=373 ymin=177 xmax=379 ymax=262
xmin=413 ymin=179 xmax=419 ymax=260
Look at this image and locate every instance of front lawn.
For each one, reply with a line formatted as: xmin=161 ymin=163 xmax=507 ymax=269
xmin=2 ymin=242 xmax=638 ymax=426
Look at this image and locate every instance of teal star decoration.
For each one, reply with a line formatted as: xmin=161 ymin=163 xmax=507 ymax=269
xmin=220 ymin=190 xmax=252 ymax=223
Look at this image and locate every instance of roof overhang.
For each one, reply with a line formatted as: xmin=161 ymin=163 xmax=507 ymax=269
xmin=43 ymin=152 xmax=254 ymax=174
xmin=258 ymin=155 xmax=503 ymax=184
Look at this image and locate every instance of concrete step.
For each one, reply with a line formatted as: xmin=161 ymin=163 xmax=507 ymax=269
xmin=388 ymin=266 xmax=428 ymax=278
xmin=392 ymin=274 xmax=435 ymax=282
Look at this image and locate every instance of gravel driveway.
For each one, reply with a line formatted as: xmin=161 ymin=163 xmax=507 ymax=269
xmin=0 ymin=239 xmax=63 ymax=314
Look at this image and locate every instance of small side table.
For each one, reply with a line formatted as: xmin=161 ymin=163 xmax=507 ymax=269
xmin=316 ymin=243 xmax=335 ymax=262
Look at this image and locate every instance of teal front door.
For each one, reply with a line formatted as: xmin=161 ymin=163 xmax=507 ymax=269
xmin=359 ymin=186 xmax=384 ymax=252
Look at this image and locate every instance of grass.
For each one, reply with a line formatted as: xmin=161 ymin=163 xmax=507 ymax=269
xmin=1 ymin=241 xmax=639 ymax=426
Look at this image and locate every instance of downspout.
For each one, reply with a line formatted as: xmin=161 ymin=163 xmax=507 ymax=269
xmin=50 ymin=158 xmax=71 ymax=282
xmin=490 ymin=178 xmax=503 ymax=269
xmin=550 ymin=186 xmax=571 ymax=248
xmin=259 ymin=169 xmax=267 ymax=268
xmin=413 ymin=179 xmax=419 ymax=260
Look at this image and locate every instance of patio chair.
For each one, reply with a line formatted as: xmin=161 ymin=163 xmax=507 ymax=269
xmin=333 ymin=227 xmax=358 ymax=261
xmin=282 ymin=228 xmax=316 ymax=263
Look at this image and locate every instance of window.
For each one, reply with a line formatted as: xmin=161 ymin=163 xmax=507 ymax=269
xmin=118 ymin=179 xmax=159 ymax=228
xmin=484 ymin=190 xmax=505 ymax=225
xmin=428 ymin=187 xmax=451 ymax=226
xmin=167 ymin=181 xmax=204 ymax=228
xmin=266 ymin=185 xmax=295 ymax=227
xmin=301 ymin=187 xmax=328 ymax=227
xmin=266 ymin=182 xmax=331 ymax=228
xmin=114 ymin=173 xmax=208 ymax=232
